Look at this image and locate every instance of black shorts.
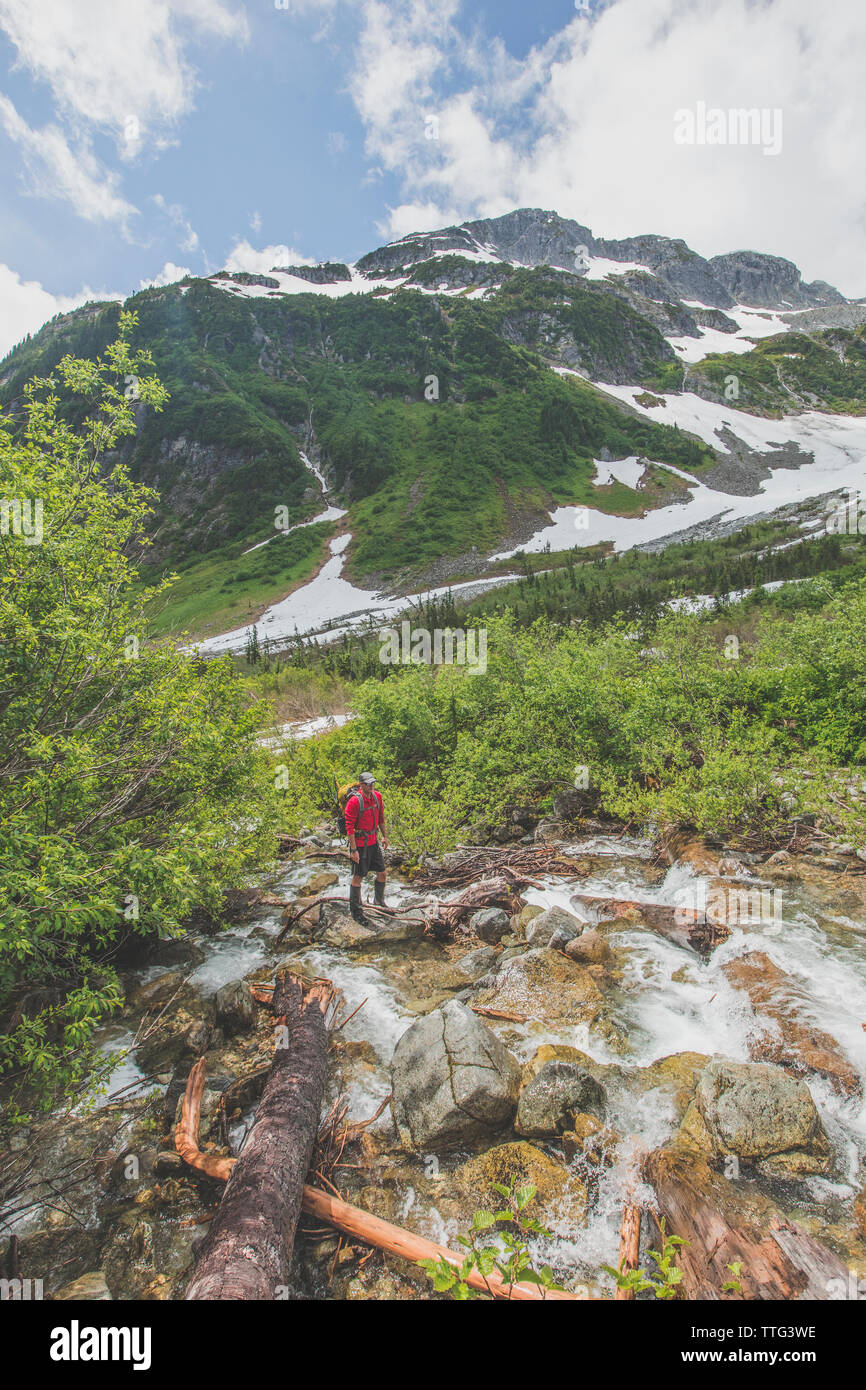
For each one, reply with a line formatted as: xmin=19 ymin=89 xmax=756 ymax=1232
xmin=354 ymin=840 xmax=385 ymax=876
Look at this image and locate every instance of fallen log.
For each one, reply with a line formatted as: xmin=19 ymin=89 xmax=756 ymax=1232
xmin=614 ymin=1205 xmax=641 ymax=1301
xmin=175 ymin=1056 xmax=589 ymax=1300
xmin=570 ymin=893 xmax=731 ymax=955
xmin=184 ymin=971 xmax=336 ymax=1299
xmin=645 ymin=1145 xmax=851 ymax=1299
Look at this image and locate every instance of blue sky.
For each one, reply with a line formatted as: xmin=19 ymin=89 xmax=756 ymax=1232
xmin=1 ymin=0 xmax=864 ymax=356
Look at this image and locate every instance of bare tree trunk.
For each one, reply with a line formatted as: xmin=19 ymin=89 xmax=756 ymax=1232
xmin=645 ymin=1146 xmax=850 ymax=1300
xmin=614 ymin=1205 xmax=641 ymax=1301
xmin=184 ymin=972 xmax=334 ymax=1300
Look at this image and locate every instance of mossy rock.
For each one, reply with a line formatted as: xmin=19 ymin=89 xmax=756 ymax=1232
xmin=451 ymin=1140 xmax=588 ymax=1229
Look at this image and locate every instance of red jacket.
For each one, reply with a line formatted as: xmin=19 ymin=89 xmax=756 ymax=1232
xmin=345 ymin=788 xmax=384 ymax=845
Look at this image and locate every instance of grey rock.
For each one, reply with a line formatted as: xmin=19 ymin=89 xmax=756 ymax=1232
xmin=524 ymin=906 xmax=581 ymax=947
xmin=680 ymin=1060 xmax=830 ymax=1173
xmin=534 ymin=817 xmax=564 ymax=843
xmin=516 ymin=1061 xmax=607 ymax=1137
xmin=469 ymin=907 xmax=511 ymax=943
xmin=452 ymin=946 xmax=498 ymax=981
xmin=390 ymin=1001 xmax=521 ymax=1151
xmin=553 ymin=789 xmax=586 ymax=820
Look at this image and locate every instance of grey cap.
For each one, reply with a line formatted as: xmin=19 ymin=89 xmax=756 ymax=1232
xmin=359 ymin=771 xmax=376 ymax=784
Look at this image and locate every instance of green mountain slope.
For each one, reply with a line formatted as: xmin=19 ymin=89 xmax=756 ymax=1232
xmin=0 ymin=271 xmax=713 ymax=590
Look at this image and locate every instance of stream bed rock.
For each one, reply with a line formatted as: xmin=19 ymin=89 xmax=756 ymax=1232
xmin=679 ymin=1060 xmax=832 ymax=1178
xmin=390 ymin=1000 xmax=521 ymax=1151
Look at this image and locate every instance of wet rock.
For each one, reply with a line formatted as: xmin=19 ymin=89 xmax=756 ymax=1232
xmin=563 ymin=928 xmax=612 ymax=966
xmin=305 ymin=871 xmax=340 ymax=895
xmin=320 ymin=900 xmax=426 ymax=949
xmin=534 ymin=817 xmax=564 ymax=843
xmin=451 ymin=946 xmax=499 ymax=982
xmin=282 ymin=895 xmax=321 ymax=929
xmin=515 ymin=1061 xmax=607 ymax=1137
xmin=17 ymin=1225 xmax=99 ymax=1296
xmin=679 ymin=1060 xmax=831 ymax=1175
xmin=561 ymin=1113 xmax=605 ymax=1160
xmin=468 ymin=907 xmax=511 ymax=943
xmin=630 ymin=1052 xmax=710 ymax=1122
xmin=470 ymin=949 xmax=604 ymax=1027
xmin=390 ymin=1000 xmax=521 ymax=1151
xmin=101 ymin=1208 xmax=196 ymax=1300
xmin=129 ymin=970 xmax=187 ymax=1011
xmin=452 ymin=1141 xmax=588 ymax=1229
xmin=53 ymin=1272 xmax=112 ymax=1301
xmin=524 ymin=906 xmax=581 ymax=947
xmin=214 ymin=980 xmax=255 ymax=1036
xmin=154 ymin=1151 xmax=186 ymax=1177
xmin=722 ymin=951 xmax=861 ymax=1097
xmin=515 ymin=903 xmax=544 ymax=937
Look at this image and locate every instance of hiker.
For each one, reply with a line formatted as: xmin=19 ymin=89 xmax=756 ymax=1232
xmin=344 ymin=772 xmax=388 ymax=924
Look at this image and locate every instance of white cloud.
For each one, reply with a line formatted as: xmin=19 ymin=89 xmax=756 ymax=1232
xmin=0 ymin=0 xmax=248 ymax=151
xmin=153 ymin=193 xmax=200 ymax=252
xmin=0 ymin=0 xmax=247 ymax=225
xmin=139 ymin=261 xmax=192 ymax=289
xmin=223 ymin=239 xmax=314 ymax=273
xmin=347 ymin=0 xmax=866 ymax=297
xmin=0 ymin=93 xmax=137 ymax=225
xmin=0 ymin=263 xmax=123 ymax=359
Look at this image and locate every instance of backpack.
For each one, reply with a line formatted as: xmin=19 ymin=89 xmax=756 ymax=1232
xmin=336 ymin=782 xmax=378 ymax=837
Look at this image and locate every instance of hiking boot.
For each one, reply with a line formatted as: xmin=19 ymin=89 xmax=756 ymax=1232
xmin=374 ymin=879 xmax=387 ymax=909
xmin=349 ymin=884 xmax=369 ymax=925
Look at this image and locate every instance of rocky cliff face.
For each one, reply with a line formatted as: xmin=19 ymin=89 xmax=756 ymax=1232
xmin=707 ymin=250 xmax=844 ymax=309
xmin=356 ymin=207 xmax=848 ymax=314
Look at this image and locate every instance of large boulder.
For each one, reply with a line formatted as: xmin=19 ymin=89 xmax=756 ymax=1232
xmin=470 ymin=948 xmax=604 ymax=1027
xmin=679 ymin=1060 xmax=831 ymax=1177
xmin=390 ymin=1001 xmax=521 ymax=1151
xmin=468 ymin=907 xmax=511 ymax=943
xmin=515 ymin=1061 xmax=607 ymax=1137
xmin=524 ymin=906 xmax=581 ymax=948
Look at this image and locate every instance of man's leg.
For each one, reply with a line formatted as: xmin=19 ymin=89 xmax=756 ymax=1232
xmin=373 ymin=842 xmax=387 ymax=908
xmin=349 ymin=845 xmax=369 ymax=923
